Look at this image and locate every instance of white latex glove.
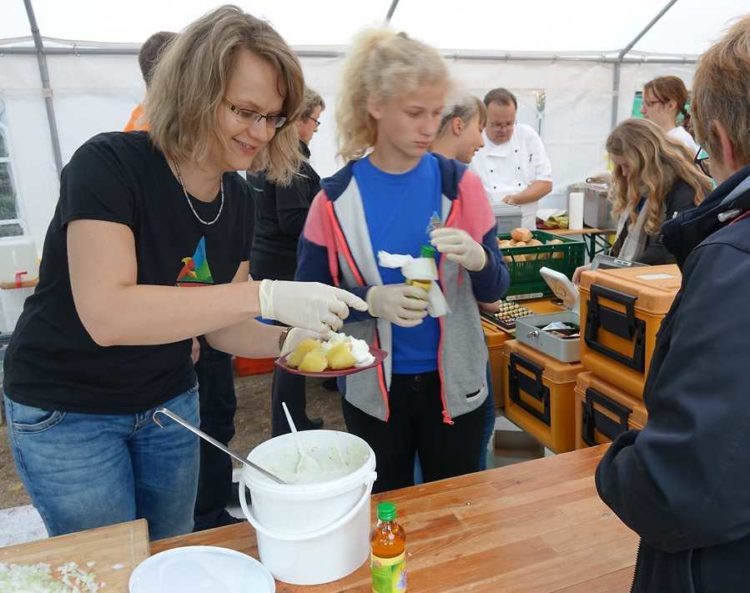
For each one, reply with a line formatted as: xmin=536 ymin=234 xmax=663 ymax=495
xmin=280 ymin=327 xmax=322 ymax=356
xmin=430 ymin=227 xmax=487 ymax=272
xmin=366 ymin=284 xmax=430 ymax=328
xmin=259 ymin=280 xmax=368 ymax=336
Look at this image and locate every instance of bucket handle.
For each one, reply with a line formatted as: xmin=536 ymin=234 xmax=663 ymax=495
xmin=240 ymin=471 xmax=377 ymax=542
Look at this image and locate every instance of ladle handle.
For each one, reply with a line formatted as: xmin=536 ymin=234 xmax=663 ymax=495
xmin=152 ymin=407 xmax=287 ymax=485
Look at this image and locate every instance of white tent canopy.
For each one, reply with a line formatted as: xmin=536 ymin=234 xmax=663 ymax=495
xmin=1 ymin=0 xmax=748 ymax=251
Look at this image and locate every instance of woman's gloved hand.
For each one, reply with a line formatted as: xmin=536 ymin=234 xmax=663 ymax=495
xmin=366 ymin=284 xmax=429 ymax=327
xmin=259 ymin=280 xmax=368 ymax=337
xmin=430 ymin=227 xmax=487 ymax=272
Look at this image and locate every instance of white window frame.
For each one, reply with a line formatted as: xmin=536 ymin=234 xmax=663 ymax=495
xmin=0 ymin=121 xmax=26 ymax=237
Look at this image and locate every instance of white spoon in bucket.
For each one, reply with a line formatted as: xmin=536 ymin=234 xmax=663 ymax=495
xmin=152 ymin=407 xmax=287 ymax=484
xmin=281 ymin=402 xmax=322 ymax=474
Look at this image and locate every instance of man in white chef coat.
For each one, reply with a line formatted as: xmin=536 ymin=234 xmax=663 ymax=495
xmin=471 ymin=88 xmax=553 ymax=229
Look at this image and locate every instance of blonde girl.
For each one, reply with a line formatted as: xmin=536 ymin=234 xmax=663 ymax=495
xmin=296 ymin=29 xmax=509 ymax=492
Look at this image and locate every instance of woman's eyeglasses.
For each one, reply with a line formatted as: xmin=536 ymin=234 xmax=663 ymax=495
xmin=642 ymin=98 xmax=665 ymax=108
xmin=694 ymin=146 xmax=711 ymax=177
xmin=224 ymin=98 xmax=287 ymax=129
xmin=307 ymin=116 xmax=321 ymax=128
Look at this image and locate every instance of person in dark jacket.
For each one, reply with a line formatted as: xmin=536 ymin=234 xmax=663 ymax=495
xmin=596 ymin=15 xmax=750 ymax=593
xmin=250 ymin=87 xmax=326 ymax=435
xmin=573 ymin=118 xmax=712 ymax=283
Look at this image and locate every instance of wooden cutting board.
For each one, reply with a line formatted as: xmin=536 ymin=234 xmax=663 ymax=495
xmin=0 ymin=519 xmax=149 ymax=592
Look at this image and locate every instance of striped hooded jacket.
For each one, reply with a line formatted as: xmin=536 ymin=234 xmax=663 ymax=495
xmin=296 ymin=153 xmax=510 ymax=423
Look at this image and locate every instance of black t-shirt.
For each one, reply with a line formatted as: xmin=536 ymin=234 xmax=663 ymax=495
xmin=250 ymin=142 xmax=320 ymax=281
xmin=3 ymin=131 xmax=252 ymax=414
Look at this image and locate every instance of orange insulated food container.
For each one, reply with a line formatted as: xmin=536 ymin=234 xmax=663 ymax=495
xmin=502 ymin=340 xmax=585 ymax=453
xmin=574 ymin=372 xmax=648 ymax=449
xmin=578 ymin=264 xmax=681 ymax=399
xmin=483 ymin=318 xmax=513 ymax=409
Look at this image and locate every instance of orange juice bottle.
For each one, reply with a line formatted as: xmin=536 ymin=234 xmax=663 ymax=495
xmin=371 ymin=501 xmax=407 ymax=593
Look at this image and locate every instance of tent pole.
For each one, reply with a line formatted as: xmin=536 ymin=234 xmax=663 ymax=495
xmin=23 ymin=0 xmax=63 ymax=176
xmin=611 ymin=0 xmax=680 ymax=128
xmin=385 ymin=0 xmax=400 ymax=22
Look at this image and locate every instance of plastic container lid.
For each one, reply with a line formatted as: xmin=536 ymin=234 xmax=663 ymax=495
xmin=420 ymin=244 xmax=436 ymax=259
xmin=377 ymin=501 xmax=397 ymax=521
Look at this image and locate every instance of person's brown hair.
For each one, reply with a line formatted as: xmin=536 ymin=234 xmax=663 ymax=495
xmin=146 ymin=5 xmax=305 ymax=184
xmin=138 ymin=31 xmax=177 ymax=87
xmin=483 ymin=88 xmax=517 ymax=109
xmin=300 ymin=87 xmax=325 ymax=120
xmin=607 ymin=119 xmax=712 ymax=235
xmin=644 ymin=75 xmax=692 ymax=131
xmin=691 ymin=15 xmax=750 ymax=166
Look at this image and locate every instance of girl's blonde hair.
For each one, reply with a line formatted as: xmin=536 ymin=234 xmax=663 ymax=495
xmin=607 ymin=119 xmax=712 ymax=235
xmin=146 ymin=5 xmax=304 ymax=184
xmin=437 ymin=93 xmax=487 ymax=138
xmin=336 ymin=29 xmax=449 ymax=161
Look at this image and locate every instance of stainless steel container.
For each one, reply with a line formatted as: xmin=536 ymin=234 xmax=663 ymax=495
xmin=583 ymin=181 xmax=615 ymax=229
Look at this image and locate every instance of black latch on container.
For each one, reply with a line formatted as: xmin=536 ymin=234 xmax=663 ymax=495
xmin=509 ymin=352 xmax=551 ymax=425
xmin=581 ymin=387 xmax=632 ymax=446
xmin=584 ymin=283 xmax=646 ymax=371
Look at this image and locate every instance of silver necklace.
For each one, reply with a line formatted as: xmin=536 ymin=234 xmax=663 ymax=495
xmin=173 ymin=160 xmax=224 ymax=226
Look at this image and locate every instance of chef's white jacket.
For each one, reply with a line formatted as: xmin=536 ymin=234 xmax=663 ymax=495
xmin=471 ymin=123 xmax=553 ymax=229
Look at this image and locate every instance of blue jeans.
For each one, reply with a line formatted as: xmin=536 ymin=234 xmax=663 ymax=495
xmin=5 ymin=387 xmax=200 ymax=540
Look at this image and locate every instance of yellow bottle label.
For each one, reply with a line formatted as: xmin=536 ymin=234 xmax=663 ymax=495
xmin=371 ymin=551 xmax=407 ymax=593
xmin=407 ymin=279 xmax=432 ymax=292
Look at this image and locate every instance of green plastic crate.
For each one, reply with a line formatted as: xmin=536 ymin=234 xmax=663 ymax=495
xmin=497 ymin=230 xmax=585 ymax=300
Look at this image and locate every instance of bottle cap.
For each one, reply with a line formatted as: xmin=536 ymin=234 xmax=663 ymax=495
xmin=420 ymin=244 xmax=436 ymax=259
xmin=377 ymin=501 xmax=397 ymax=521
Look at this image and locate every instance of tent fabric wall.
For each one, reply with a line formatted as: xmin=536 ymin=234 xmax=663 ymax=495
xmin=1 ymin=49 xmax=702 ymax=249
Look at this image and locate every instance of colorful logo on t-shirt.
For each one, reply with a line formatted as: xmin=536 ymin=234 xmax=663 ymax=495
xmin=176 ymin=237 xmax=213 ymax=286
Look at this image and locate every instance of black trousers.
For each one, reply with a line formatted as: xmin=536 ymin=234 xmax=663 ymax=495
xmin=270 ymin=367 xmax=311 ymax=437
xmin=193 ymin=344 xmax=237 ymax=531
xmin=342 ymin=371 xmax=485 ymax=493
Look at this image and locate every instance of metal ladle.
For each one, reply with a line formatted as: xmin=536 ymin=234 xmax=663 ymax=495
xmin=152 ymin=407 xmax=287 ymax=484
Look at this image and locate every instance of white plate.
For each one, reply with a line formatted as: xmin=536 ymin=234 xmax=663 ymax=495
xmin=129 ymin=546 xmax=275 ymax=593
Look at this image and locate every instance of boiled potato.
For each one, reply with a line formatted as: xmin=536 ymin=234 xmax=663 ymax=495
xmin=326 ymin=342 xmax=357 ymax=370
xmin=298 ymin=349 xmax=328 ymax=373
xmin=511 ymin=228 xmax=533 ymax=243
xmin=528 ymin=239 xmax=543 ymax=246
xmin=287 ymin=338 xmax=322 ymax=368
xmin=498 ymin=239 xmax=512 ymax=249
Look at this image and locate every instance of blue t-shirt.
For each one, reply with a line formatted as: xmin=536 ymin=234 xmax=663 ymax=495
xmin=352 ymin=154 xmax=441 ymax=374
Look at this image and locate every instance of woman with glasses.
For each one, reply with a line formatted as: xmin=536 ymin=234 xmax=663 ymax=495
xmin=250 ymin=87 xmax=329 ymax=436
xmin=641 ymin=75 xmax=700 ymax=154
xmin=2 ymin=6 xmax=365 ymax=540
xmin=574 ymin=118 xmax=712 ymax=282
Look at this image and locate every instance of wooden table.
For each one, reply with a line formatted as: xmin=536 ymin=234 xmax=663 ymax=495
xmin=553 ymin=228 xmax=615 ymax=261
xmin=152 ymin=446 xmax=637 ymax=592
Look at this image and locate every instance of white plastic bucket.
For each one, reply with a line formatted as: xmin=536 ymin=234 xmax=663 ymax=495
xmin=240 ymin=430 xmax=376 ymax=585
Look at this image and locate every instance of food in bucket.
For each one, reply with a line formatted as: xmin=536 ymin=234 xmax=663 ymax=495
xmin=286 ymin=333 xmax=375 ymax=372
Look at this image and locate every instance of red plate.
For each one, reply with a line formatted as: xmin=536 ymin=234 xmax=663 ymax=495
xmin=275 ymin=346 xmax=388 ymax=377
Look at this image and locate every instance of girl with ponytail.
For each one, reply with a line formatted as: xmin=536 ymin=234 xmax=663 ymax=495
xmin=296 ymin=28 xmax=510 ymax=492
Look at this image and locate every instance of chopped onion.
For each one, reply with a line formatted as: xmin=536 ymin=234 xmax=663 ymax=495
xmin=0 ymin=561 xmax=101 ymax=593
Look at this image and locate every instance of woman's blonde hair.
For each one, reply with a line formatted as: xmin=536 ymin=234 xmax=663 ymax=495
xmin=336 ymin=29 xmax=449 ymax=161
xmin=692 ymin=14 xmax=750 ymax=166
xmin=607 ymin=119 xmax=712 ymax=235
xmin=146 ymin=5 xmax=304 ymax=184
xmin=437 ymin=93 xmax=486 ymax=138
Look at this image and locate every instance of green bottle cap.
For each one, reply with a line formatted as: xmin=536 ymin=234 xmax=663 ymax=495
xmin=377 ymin=501 xmax=397 ymax=521
xmin=420 ymin=244 xmax=436 ymax=259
